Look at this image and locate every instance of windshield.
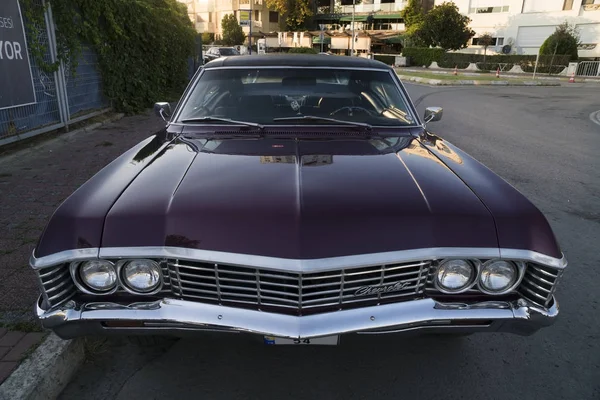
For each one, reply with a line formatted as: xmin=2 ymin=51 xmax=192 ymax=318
xmin=219 ymin=48 xmax=239 ymax=55
xmin=177 ymin=68 xmax=416 ymax=127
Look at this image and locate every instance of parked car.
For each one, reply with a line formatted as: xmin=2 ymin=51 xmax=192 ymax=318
xmin=33 ymin=55 xmax=566 ymax=345
xmin=203 ymin=46 xmax=240 ymax=64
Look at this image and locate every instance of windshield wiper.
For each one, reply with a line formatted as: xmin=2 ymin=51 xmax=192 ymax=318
xmin=180 ymin=117 xmax=264 ymax=130
xmin=273 ymin=115 xmax=372 ymax=130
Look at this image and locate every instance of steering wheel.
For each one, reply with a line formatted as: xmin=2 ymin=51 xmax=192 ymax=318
xmin=330 ymin=106 xmax=375 ymax=117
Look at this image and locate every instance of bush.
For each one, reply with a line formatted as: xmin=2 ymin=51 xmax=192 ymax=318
xmin=35 ymin=0 xmax=197 ymax=113
xmin=402 ymin=48 xmax=571 ymax=73
xmin=374 ymin=55 xmax=396 ymax=65
xmin=288 ymin=47 xmax=318 ymax=54
xmin=540 ymin=22 xmax=579 ymax=61
xmin=475 ymin=62 xmax=514 ymax=72
xmin=401 ymin=47 xmax=445 ymax=67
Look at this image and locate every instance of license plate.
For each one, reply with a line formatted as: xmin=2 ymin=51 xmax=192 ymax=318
xmin=263 ymin=335 xmax=339 ymax=345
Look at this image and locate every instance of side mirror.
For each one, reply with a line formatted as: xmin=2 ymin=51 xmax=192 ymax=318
xmin=154 ymin=102 xmax=172 ymax=122
xmin=424 ymin=107 xmax=443 ymax=123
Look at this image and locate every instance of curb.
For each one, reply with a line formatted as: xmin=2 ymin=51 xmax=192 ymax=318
xmin=0 ymin=112 xmax=125 ymax=167
xmin=397 ymin=74 xmax=561 ymax=87
xmin=0 ymin=334 xmax=84 ymax=400
xmin=396 ymin=68 xmax=600 ymax=83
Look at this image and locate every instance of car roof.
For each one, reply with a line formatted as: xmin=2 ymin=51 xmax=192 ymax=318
xmin=203 ymin=54 xmax=391 ymax=69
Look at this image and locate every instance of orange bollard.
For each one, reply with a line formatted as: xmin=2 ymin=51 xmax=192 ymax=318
xmin=569 ymin=72 xmax=575 ymax=83
xmin=496 ymin=67 xmax=500 ymax=78
xmin=453 ymin=65 xmax=458 ymax=76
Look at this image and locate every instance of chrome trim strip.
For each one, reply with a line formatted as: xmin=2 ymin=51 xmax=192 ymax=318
xmin=499 ymin=249 xmax=567 ymax=270
xmin=37 ymin=296 xmax=559 ymax=339
xmin=30 ymin=248 xmax=99 ymax=270
xmin=32 ymin=247 xmax=567 ymax=273
xmin=99 ymin=247 xmax=502 ymax=273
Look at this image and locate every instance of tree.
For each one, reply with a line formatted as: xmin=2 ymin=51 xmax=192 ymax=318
xmin=201 ymin=32 xmax=215 ymax=44
xmin=540 ymin=22 xmax=580 ymax=61
xmin=402 ymin=0 xmax=424 ymax=31
xmin=221 ymin=14 xmax=245 ymax=46
xmin=477 ymin=33 xmax=494 ymax=69
xmin=265 ymin=0 xmax=313 ymax=30
xmin=402 ymin=0 xmax=426 ymax=47
xmin=415 ymin=2 xmax=475 ymax=51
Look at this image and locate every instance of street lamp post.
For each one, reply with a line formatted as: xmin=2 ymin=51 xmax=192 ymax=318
xmin=249 ymin=0 xmax=252 ymax=55
xmin=351 ymin=0 xmax=355 ymax=56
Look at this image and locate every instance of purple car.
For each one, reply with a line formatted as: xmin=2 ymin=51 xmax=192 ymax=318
xmin=32 ymin=55 xmax=566 ymax=345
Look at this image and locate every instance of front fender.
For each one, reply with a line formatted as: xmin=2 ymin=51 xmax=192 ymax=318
xmin=35 ymin=131 xmax=173 ymax=258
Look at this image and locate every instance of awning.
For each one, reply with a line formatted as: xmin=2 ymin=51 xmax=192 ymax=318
xmin=314 ymin=13 xmax=343 ymax=20
xmin=383 ymin=35 xmax=404 ymax=44
xmin=339 ymin=15 xmax=368 ymax=22
xmin=372 ymin=13 xmax=403 ymax=20
xmin=312 ymin=36 xmax=332 ymax=44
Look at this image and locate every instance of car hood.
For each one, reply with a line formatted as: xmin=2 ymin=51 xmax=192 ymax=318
xmin=101 ymin=135 xmax=497 ymax=259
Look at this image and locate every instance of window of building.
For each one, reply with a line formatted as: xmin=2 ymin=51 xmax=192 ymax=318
xmin=209 ymin=12 xmax=212 ymax=22
xmin=472 ymin=37 xmax=504 ymax=46
xmin=380 ymin=0 xmax=395 ymax=3
xmin=470 ymin=6 xmax=509 ymax=13
xmin=255 ymin=10 xmax=259 ymax=20
xmin=196 ymin=14 xmax=202 ymax=23
xmin=269 ymin=11 xmax=279 ymax=23
xmin=581 ymin=0 xmax=594 ymax=5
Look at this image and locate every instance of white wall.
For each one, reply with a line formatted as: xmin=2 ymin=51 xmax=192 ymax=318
xmin=438 ymin=0 xmax=600 ymax=57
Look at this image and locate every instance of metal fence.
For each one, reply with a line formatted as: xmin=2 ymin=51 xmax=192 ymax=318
xmin=0 ymin=0 xmax=109 ymax=146
xmin=576 ymin=61 xmax=600 ymax=77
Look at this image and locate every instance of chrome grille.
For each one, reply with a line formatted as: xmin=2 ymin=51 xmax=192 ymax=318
xmin=37 ymin=264 xmax=76 ymax=307
xmin=519 ymin=263 xmax=561 ymax=308
xmin=167 ymin=260 xmax=430 ymax=315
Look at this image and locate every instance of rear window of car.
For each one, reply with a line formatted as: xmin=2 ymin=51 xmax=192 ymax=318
xmin=219 ymin=48 xmax=239 ymax=55
xmin=177 ymin=68 xmax=416 ymax=126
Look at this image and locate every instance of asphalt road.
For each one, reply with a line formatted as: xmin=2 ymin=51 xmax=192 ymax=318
xmin=59 ymin=84 xmax=600 ymax=400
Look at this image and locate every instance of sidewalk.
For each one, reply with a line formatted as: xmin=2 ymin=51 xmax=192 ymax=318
xmin=0 ymin=330 xmax=46 ymax=384
xmin=0 ymin=113 xmax=166 ymax=321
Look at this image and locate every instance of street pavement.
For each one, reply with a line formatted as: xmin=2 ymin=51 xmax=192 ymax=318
xmin=11 ymin=84 xmax=600 ymax=399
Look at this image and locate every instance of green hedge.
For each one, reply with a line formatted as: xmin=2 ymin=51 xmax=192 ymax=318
xmin=401 ymin=48 xmax=445 ymax=67
xmin=374 ymin=55 xmax=396 ymax=65
xmin=288 ymin=47 xmax=318 ymax=54
xmin=22 ymin=0 xmax=197 ymax=113
xmin=401 ymin=48 xmax=571 ymax=72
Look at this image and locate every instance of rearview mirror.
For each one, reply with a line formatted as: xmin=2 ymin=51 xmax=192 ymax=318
xmin=424 ymin=107 xmax=443 ymax=123
xmin=154 ymin=102 xmax=172 ymax=122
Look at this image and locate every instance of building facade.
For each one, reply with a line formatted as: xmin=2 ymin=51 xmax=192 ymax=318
xmin=439 ymin=0 xmax=600 ymax=58
xmin=179 ymin=0 xmax=281 ymax=40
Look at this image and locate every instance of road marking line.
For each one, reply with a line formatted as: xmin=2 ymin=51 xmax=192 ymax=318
xmin=590 ymin=110 xmax=600 ymax=127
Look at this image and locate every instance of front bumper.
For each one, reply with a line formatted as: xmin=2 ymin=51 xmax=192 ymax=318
xmin=37 ymin=296 xmax=559 ymax=339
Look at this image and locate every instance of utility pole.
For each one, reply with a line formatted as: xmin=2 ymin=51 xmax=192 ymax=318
xmin=319 ymin=24 xmax=325 ymax=53
xmin=351 ymin=0 xmax=355 ymax=56
xmin=249 ymin=0 xmax=253 ymax=55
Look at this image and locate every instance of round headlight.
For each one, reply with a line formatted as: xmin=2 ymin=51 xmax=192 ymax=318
xmin=79 ymin=260 xmax=117 ymax=292
xmin=436 ymin=259 xmax=475 ymax=293
xmin=479 ymin=260 xmax=517 ymax=294
xmin=122 ymin=260 xmax=161 ymax=293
